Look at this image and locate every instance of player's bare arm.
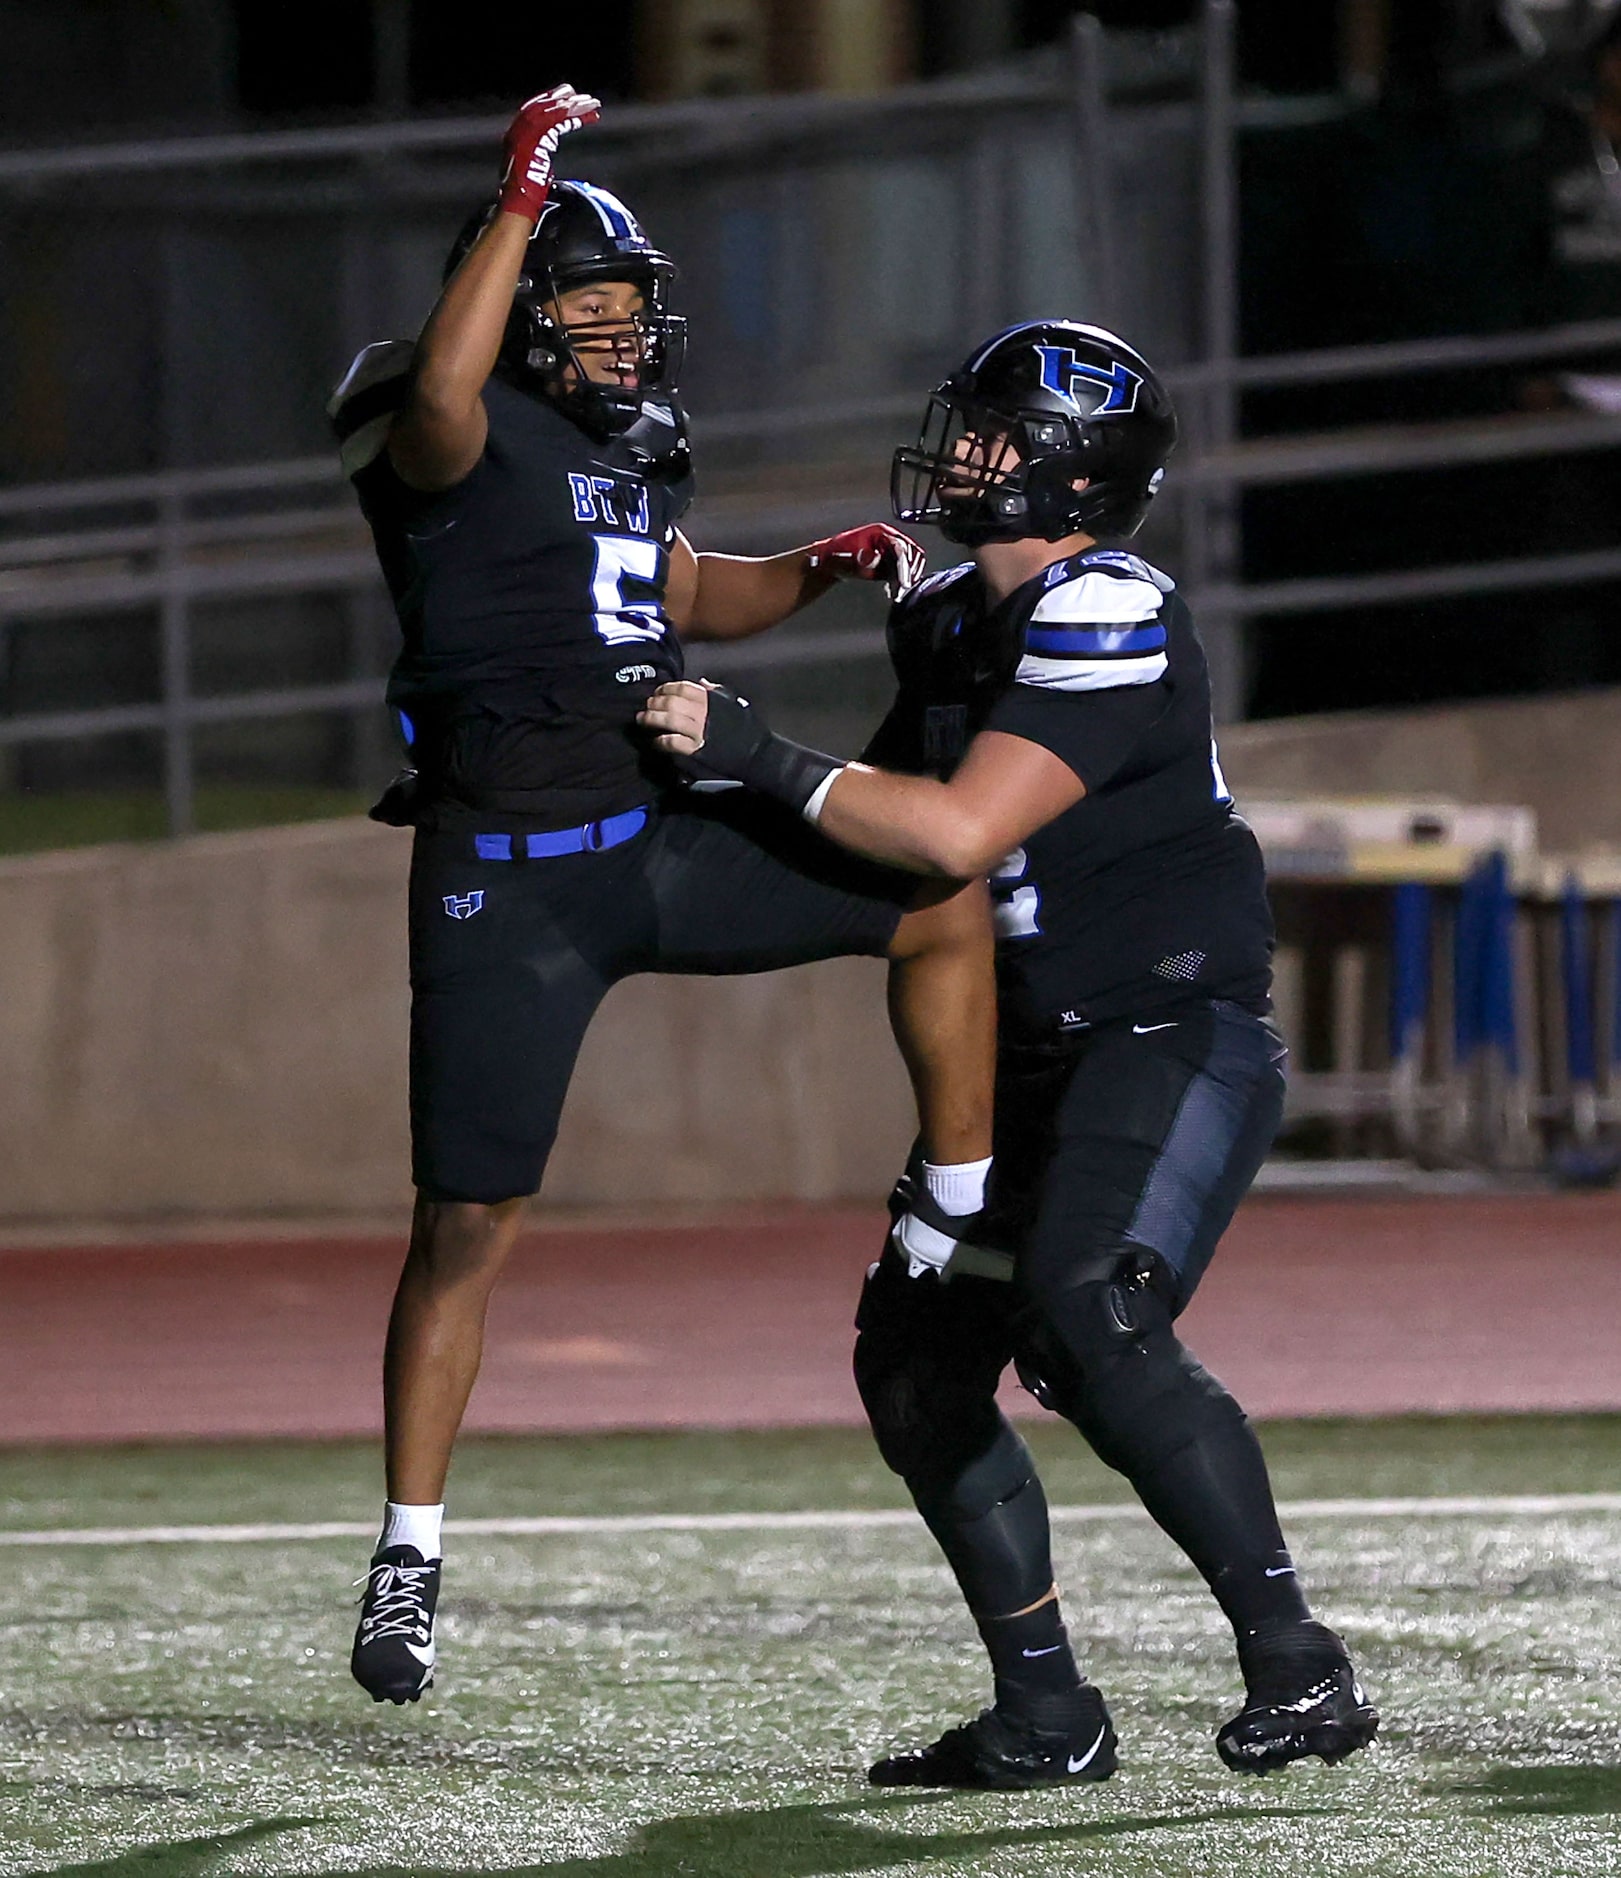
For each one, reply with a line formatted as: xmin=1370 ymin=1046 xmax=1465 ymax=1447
xmin=810 ymin=729 xmax=1083 ymax=875
xmin=389 ymin=84 xmax=601 ymax=491
xmin=667 ymin=524 xmax=925 ymax=642
xmin=640 ymin=681 xmax=1084 ymax=875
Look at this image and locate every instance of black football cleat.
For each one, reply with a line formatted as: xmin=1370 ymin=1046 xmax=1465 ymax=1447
xmin=351 ymin=1545 xmax=440 ymax=1704
xmin=1217 ymin=1619 xmax=1379 ymax=1774
xmin=869 ymin=1688 xmax=1117 ymax=1790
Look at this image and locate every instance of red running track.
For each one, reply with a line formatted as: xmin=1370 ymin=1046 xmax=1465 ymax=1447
xmin=1 ymin=1192 xmax=1618 ymax=1444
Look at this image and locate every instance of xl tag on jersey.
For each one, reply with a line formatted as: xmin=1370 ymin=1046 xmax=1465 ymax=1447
xmin=923 ymin=704 xmax=968 ymax=767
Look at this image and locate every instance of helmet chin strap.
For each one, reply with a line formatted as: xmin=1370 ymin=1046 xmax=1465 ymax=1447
xmin=942 ymin=517 xmax=1029 ymax=548
xmin=616 ymin=397 xmax=692 ymax=481
xmin=939 ymin=479 xmax=1032 ymax=547
xmin=518 ymin=317 xmax=643 ymax=438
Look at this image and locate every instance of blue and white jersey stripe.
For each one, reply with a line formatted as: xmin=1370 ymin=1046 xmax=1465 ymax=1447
xmin=1025 ymin=623 xmax=1166 ymax=655
xmin=1013 ymin=556 xmax=1172 ymax=692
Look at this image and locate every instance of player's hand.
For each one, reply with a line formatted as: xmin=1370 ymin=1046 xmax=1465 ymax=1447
xmin=806 ymin=524 xmax=926 ymax=596
xmin=497 ymin=84 xmax=602 ymax=223
xmin=639 ymin=678 xmax=712 ymax=758
xmin=641 ymin=680 xmax=842 ymax=816
xmin=887 ymin=1171 xmax=1011 ymax=1283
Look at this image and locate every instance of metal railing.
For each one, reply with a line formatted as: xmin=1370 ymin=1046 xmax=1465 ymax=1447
xmin=3 ymin=3 xmax=1620 ymax=833
xmin=1 ymin=12 xmax=1172 ymax=830
xmin=7 ymin=309 xmax=1621 ymax=833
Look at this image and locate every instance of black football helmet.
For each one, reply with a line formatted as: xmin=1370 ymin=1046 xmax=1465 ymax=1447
xmin=446 ymin=180 xmax=689 ymax=471
xmin=892 ymin=321 xmax=1177 ymax=546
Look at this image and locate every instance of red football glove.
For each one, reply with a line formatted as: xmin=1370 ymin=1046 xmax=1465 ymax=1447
xmin=805 ymin=524 xmax=927 ymax=596
xmin=497 ymin=84 xmax=602 ymax=223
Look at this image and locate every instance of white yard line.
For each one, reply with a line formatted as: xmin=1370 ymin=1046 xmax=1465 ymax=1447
xmin=1 ymin=1491 xmax=1619 ymax=1549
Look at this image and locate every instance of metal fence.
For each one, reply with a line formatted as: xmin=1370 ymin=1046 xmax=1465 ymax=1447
xmin=3 ymin=3 xmax=1621 ymax=834
xmin=0 ymin=14 xmax=1215 ymax=830
xmin=0 ymin=34 xmax=1167 ymax=487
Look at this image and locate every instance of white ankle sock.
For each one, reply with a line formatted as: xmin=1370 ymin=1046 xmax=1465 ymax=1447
xmin=923 ymin=1155 xmax=992 ymax=1216
xmin=379 ymin=1501 xmax=444 ymax=1560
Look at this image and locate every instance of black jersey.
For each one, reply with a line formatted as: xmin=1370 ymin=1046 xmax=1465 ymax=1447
xmin=865 ymin=548 xmax=1273 ymax=1039
xmin=331 ymin=341 xmax=694 ymax=827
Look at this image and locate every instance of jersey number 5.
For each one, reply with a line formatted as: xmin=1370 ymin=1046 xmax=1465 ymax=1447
xmin=592 ymin=536 xmax=665 ymax=646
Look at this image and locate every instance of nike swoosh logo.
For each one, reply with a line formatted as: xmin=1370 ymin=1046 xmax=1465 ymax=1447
xmin=1264 ymin=1566 xmax=1297 ymax=1578
xmin=1067 ymin=1726 xmax=1107 ymax=1774
xmin=404 ymin=1640 xmax=436 ymax=1665
xmin=1132 ymin=1022 xmax=1178 ymax=1034
xmin=1022 ymin=1645 xmax=1064 ymax=1658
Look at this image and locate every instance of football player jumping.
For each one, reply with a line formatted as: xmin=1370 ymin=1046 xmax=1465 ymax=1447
xmin=641 ymin=322 xmax=1379 ymax=1786
xmin=329 ymin=87 xmax=997 ymax=1706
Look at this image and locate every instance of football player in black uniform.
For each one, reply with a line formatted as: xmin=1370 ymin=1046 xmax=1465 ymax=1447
xmin=642 ymin=322 xmax=1379 ymax=1786
xmin=328 ymin=87 xmax=996 ymax=1706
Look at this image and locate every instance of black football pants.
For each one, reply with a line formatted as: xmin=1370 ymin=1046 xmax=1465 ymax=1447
xmin=408 ymin=791 xmax=912 ymax=1202
xmin=855 ymin=1000 xmax=1305 ymax=1634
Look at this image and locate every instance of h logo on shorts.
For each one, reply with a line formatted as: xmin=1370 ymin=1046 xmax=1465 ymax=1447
xmin=443 ymin=891 xmax=484 ymax=920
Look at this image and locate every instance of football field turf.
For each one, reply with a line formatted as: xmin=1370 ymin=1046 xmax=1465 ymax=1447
xmin=2 ymin=1417 xmax=1618 ymax=1877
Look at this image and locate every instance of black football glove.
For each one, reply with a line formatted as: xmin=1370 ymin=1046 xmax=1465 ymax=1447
xmin=368 ymin=767 xmax=420 ymax=827
xmin=678 ymin=685 xmax=843 ymax=818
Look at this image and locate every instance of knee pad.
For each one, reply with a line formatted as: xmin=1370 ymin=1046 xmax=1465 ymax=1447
xmin=855 ymin=1330 xmax=1003 ymax=1494
xmin=1016 ymin=1250 xmax=1237 ymax=1477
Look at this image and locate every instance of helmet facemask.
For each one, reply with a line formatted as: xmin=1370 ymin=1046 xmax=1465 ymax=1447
xmin=515 ymin=257 xmax=688 ymax=442
xmin=892 ymin=394 xmax=1100 ymax=547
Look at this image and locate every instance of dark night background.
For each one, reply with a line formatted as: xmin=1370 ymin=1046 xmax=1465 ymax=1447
xmin=9 ymin=0 xmax=1618 ymax=721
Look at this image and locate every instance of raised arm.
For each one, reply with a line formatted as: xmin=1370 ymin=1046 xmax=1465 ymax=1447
xmin=666 ymin=525 xmax=926 ymax=642
xmin=388 ymin=85 xmax=600 ymax=492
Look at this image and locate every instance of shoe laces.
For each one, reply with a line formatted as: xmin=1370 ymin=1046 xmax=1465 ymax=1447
xmin=354 ymin=1559 xmax=435 ymax=1646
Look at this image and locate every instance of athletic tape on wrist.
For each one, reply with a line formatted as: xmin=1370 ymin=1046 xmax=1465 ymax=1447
xmin=801 ymin=767 xmax=843 ymax=825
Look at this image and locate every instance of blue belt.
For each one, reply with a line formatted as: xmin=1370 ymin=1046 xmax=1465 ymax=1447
xmin=473 ymin=805 xmax=648 ymax=861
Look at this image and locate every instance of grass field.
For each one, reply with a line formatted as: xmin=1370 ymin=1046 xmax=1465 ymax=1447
xmin=2 ymin=1417 xmax=1619 ymax=1877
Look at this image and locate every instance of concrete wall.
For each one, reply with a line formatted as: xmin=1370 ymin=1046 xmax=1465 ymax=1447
xmin=8 ymin=685 xmax=1613 ymax=1224
xmin=0 ymin=819 xmax=913 ymax=1224
xmin=1220 ymin=688 xmax=1621 ymax=853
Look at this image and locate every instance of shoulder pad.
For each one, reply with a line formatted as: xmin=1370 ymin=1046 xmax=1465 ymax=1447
xmin=327 ymin=340 xmax=415 ymax=479
xmin=1015 ymin=555 xmax=1170 ymax=693
xmin=900 ymin=562 xmax=975 ymax=607
xmin=1062 ymin=548 xmax=1175 ymax=594
xmin=887 ymin=560 xmax=972 ymax=657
